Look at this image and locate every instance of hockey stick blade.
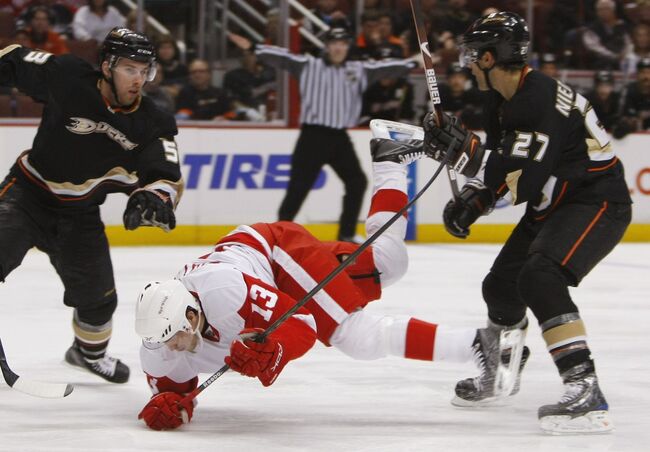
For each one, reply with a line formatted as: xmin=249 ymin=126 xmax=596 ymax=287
xmin=493 ymin=328 xmax=526 ymax=399
xmin=0 ymin=340 xmax=73 ymax=398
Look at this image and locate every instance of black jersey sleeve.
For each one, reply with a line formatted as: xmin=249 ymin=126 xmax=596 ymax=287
xmin=134 ymin=111 xmax=184 ymax=207
xmin=483 ymin=90 xmax=562 ymax=205
xmin=0 ymin=45 xmax=77 ymax=103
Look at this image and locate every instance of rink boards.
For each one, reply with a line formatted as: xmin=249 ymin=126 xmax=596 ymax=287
xmin=0 ymin=123 xmax=648 ymax=244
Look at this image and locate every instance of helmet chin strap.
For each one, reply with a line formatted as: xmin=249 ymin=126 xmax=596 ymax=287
xmin=104 ymin=71 xmax=123 ymax=106
xmin=478 ymin=60 xmax=496 ymax=91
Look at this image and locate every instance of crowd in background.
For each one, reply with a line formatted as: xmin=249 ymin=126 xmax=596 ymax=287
xmin=0 ymin=0 xmax=649 ymax=137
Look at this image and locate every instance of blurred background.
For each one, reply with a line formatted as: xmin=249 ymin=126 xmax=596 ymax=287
xmin=0 ymin=0 xmax=648 ymax=244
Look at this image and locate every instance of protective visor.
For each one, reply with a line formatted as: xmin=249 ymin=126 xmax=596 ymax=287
xmin=109 ymin=56 xmax=157 ymax=82
xmin=459 ymin=45 xmax=479 ymax=68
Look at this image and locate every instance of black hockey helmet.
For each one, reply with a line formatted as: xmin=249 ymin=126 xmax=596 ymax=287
xmin=100 ymin=27 xmax=156 ymax=81
xmin=459 ymin=12 xmax=530 ymax=68
xmin=323 ymin=25 xmax=352 ymax=43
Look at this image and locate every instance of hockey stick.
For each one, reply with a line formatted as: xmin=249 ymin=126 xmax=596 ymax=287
xmin=0 ymin=338 xmax=73 ymax=398
xmin=180 ymin=142 xmax=456 ymax=405
xmin=409 ymin=0 xmax=460 ymax=198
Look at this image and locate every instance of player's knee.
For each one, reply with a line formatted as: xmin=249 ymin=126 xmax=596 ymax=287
xmin=482 ymin=272 xmax=526 ymax=325
xmin=375 ymin=236 xmax=408 ymax=287
xmin=69 ymin=289 xmax=118 ymax=325
xmin=517 ymin=254 xmax=576 ymax=319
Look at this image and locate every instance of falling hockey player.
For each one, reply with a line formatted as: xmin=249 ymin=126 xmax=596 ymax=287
xmin=133 ymin=128 xmax=524 ymax=431
xmin=422 ymin=12 xmax=631 ymax=433
xmin=0 ymin=27 xmax=183 ymax=384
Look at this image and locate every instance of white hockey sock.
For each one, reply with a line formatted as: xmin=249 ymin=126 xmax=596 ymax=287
xmin=432 ymin=325 xmax=477 ymax=362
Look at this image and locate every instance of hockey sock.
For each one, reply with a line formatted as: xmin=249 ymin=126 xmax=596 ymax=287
xmin=367 ymin=162 xmax=409 ymax=225
xmin=404 ymin=319 xmax=476 ymax=362
xmin=540 ymin=313 xmax=595 ymax=377
xmin=72 ymin=311 xmax=112 ymax=361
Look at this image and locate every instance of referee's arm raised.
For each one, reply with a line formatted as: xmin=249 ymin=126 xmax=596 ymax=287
xmin=363 ymin=58 xmax=418 ymax=86
xmin=229 ymin=33 xmax=308 ymax=78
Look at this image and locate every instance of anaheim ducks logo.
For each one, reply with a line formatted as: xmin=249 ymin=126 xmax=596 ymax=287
xmin=66 ymin=117 xmax=137 ymax=150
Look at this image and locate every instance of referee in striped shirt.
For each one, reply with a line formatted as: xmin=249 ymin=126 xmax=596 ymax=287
xmin=230 ymin=26 xmax=415 ymax=242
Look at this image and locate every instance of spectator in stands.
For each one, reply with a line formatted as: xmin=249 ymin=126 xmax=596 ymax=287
xmin=175 ymin=59 xmax=232 ymax=121
xmin=310 ymin=0 xmax=350 ymax=29
xmin=72 ymin=0 xmax=125 ymax=43
xmin=437 ymin=62 xmax=482 ymax=129
xmin=538 ymin=53 xmax=560 ymax=79
xmin=613 ymin=57 xmax=650 ymax=138
xmin=125 ymin=8 xmax=161 ymax=43
xmin=11 ymin=26 xmax=31 ymax=47
xmin=22 ymin=5 xmax=69 ymax=54
xmin=143 ymin=62 xmax=174 ymax=114
xmin=156 ymin=35 xmax=187 ymax=99
xmin=585 ymin=70 xmax=620 ymax=131
xmin=20 ymin=1 xmax=75 ymax=37
xmin=223 ymin=48 xmax=275 ymax=121
xmin=399 ymin=0 xmax=448 ymax=59
xmin=265 ymin=8 xmax=279 ymax=45
xmin=361 ymin=43 xmax=414 ymax=124
xmin=583 ymin=0 xmax=633 ymax=70
xmin=438 ymin=0 xmax=477 ymax=39
xmin=376 ymin=10 xmax=404 ymax=57
xmin=352 ymin=10 xmax=382 ymax=60
xmin=626 ymin=23 xmax=650 ymax=73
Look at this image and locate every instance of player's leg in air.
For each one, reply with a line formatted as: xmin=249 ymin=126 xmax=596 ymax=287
xmin=267 ymin=127 xmax=523 ymax=398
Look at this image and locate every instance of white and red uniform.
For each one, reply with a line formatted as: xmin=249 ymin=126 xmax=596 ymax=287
xmin=141 ymin=162 xmax=477 ymax=395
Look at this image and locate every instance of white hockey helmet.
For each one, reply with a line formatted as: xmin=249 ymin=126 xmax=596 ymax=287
xmin=135 ymin=280 xmax=201 ymax=348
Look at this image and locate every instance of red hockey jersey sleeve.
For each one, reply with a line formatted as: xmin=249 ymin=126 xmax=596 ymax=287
xmin=239 ymin=273 xmax=317 ymax=361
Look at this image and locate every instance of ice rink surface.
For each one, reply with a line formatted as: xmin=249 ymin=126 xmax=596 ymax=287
xmin=0 ymin=243 xmax=648 ymax=452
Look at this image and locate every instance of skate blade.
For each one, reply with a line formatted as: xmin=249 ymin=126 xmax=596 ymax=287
xmin=540 ymin=411 xmax=614 ymax=435
xmin=451 ymin=395 xmax=512 ymax=408
xmin=494 ymin=329 xmax=526 ymax=399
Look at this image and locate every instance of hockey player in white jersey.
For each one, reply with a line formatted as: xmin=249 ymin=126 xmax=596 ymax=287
xmin=134 ymin=126 xmax=525 ymax=430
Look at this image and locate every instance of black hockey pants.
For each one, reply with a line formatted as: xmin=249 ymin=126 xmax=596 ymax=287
xmin=0 ymin=176 xmax=117 ymax=326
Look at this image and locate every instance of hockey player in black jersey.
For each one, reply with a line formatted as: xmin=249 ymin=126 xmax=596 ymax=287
xmin=423 ymin=12 xmax=631 ymax=434
xmin=0 ymin=28 xmax=184 ymax=383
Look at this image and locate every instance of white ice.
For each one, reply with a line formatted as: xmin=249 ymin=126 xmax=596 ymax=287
xmin=0 ymin=244 xmax=648 ymax=452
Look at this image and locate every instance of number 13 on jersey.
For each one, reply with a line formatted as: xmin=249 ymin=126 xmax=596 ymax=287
xmin=249 ymin=284 xmax=278 ymax=322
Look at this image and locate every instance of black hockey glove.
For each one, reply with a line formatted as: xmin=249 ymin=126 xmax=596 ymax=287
xmin=123 ymin=189 xmax=176 ymax=232
xmin=423 ymin=112 xmax=485 ymax=177
xmin=443 ymin=180 xmax=495 ymax=239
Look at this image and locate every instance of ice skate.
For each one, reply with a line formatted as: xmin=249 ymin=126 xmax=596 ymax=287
xmin=370 ymin=138 xmax=431 ymax=165
xmin=65 ymin=344 xmax=130 ymax=384
xmin=538 ymin=367 xmax=613 ymax=434
xmin=452 ymin=327 xmax=529 ymax=407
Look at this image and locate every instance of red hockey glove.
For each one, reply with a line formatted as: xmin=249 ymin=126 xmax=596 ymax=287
xmin=423 ymin=112 xmax=485 ymax=177
xmin=225 ymin=328 xmax=287 ymax=387
xmin=123 ymin=188 xmax=176 ymax=232
xmin=138 ymin=392 xmax=194 ymax=431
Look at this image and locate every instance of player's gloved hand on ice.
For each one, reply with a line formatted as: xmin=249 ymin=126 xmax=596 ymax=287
xmin=423 ymin=111 xmax=484 ymax=177
xmin=443 ymin=180 xmax=495 ymax=239
xmin=123 ymin=189 xmax=176 ymax=232
xmin=225 ymin=328 xmax=287 ymax=387
xmin=138 ymin=392 xmax=194 ymax=431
